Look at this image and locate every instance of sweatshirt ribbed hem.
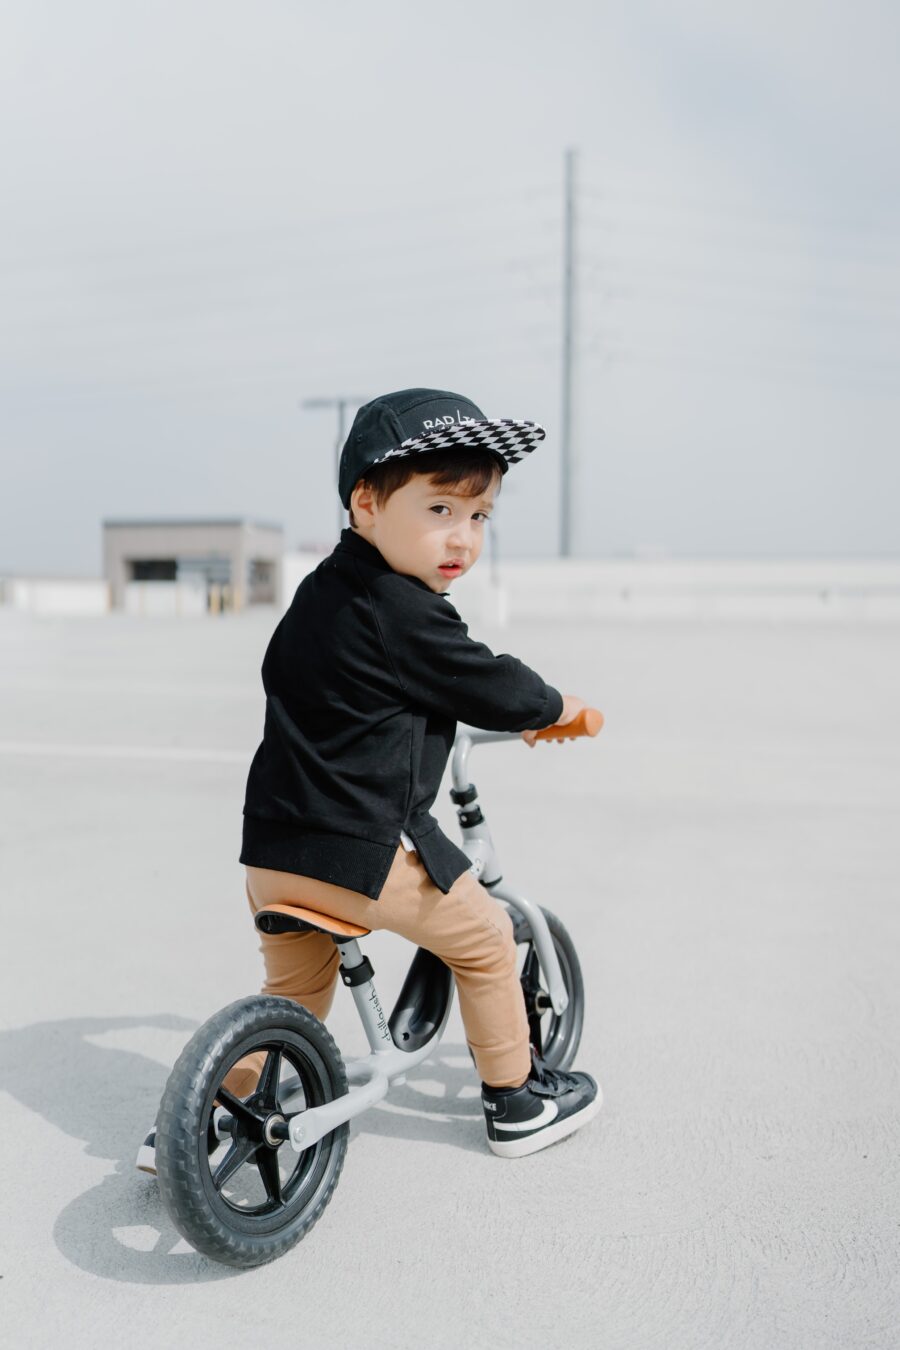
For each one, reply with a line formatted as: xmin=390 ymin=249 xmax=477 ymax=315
xmin=239 ymin=814 xmax=473 ymax=901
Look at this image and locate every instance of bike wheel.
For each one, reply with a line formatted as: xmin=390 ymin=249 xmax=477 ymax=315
xmin=155 ymin=994 xmax=349 ymax=1268
xmin=512 ymin=907 xmax=585 ymax=1072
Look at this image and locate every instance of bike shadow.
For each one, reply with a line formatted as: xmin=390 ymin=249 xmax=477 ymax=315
xmin=347 ymin=1043 xmax=487 ymax=1149
xmin=0 ymin=1014 xmax=486 ymax=1285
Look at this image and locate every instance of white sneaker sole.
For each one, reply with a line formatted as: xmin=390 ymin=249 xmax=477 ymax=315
xmin=135 ymin=1140 xmax=157 ymax=1176
xmin=487 ymin=1086 xmax=603 ymax=1159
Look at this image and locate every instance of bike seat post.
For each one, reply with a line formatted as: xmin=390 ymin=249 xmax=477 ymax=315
xmin=336 ymin=937 xmax=394 ymax=1055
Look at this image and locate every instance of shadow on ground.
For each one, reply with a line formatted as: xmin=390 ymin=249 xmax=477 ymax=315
xmin=0 ymin=1013 xmax=486 ymax=1284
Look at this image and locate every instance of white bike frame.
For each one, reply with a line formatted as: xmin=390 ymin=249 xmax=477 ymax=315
xmin=278 ymin=726 xmax=568 ymax=1154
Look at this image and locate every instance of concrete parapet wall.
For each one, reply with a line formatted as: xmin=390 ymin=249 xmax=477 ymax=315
xmin=5 ymin=558 xmax=896 ymax=622
xmin=280 ymin=554 xmax=900 ymax=623
xmin=0 ymin=577 xmax=111 ymax=616
xmin=450 ymin=558 xmax=900 ymax=624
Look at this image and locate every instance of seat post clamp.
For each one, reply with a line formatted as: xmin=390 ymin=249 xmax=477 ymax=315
xmin=340 ymin=956 xmax=374 ymax=987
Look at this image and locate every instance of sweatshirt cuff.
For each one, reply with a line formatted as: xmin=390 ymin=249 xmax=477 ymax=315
xmin=537 ymin=683 xmax=564 ymax=729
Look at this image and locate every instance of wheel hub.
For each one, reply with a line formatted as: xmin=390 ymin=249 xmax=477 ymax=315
xmin=262 ymin=1112 xmax=288 ymax=1148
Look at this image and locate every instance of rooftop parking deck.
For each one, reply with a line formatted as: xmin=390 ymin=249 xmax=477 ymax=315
xmin=1 ymin=605 xmax=898 ymax=1348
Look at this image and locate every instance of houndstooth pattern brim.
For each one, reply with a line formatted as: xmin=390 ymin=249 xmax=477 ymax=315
xmin=370 ymin=418 xmax=546 ymax=470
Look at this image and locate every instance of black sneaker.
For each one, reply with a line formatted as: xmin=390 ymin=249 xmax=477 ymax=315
xmin=482 ymin=1054 xmax=602 ymax=1158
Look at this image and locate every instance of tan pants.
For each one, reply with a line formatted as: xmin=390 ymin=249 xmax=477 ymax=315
xmin=222 ymin=843 xmax=531 ymax=1095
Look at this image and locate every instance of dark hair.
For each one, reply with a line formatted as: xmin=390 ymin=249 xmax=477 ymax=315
xmin=348 ymin=448 xmax=502 ymax=528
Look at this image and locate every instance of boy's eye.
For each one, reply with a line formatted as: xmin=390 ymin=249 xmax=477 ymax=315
xmin=430 ymin=504 xmax=491 ymax=521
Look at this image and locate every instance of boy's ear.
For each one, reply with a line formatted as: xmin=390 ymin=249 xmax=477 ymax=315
xmin=350 ymin=480 xmax=376 ymax=526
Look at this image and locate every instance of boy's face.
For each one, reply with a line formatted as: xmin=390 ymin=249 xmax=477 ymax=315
xmin=351 ymin=471 xmax=499 ymax=592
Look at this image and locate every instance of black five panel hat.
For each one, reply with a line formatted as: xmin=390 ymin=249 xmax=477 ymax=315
xmin=338 ymin=388 xmax=546 ymax=509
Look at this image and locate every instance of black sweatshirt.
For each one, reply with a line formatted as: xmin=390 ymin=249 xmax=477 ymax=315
xmin=239 ymin=526 xmax=564 ymax=900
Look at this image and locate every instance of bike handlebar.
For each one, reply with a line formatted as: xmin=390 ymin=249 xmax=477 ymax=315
xmin=451 ymin=708 xmax=604 ymax=785
xmin=534 ymin=707 xmax=604 ymax=741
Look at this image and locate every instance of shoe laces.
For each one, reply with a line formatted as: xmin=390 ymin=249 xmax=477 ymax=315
xmin=529 ymin=1049 xmax=578 ymax=1096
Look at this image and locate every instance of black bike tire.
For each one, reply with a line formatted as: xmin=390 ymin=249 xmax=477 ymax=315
xmin=156 ymin=994 xmax=349 ymax=1268
xmin=513 ymin=906 xmax=585 ymax=1072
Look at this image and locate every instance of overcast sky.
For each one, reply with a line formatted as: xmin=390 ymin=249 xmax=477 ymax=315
xmin=2 ymin=0 xmax=898 ymax=573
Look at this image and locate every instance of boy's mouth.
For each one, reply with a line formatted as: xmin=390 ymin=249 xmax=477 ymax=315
xmin=438 ymin=561 xmax=463 ymax=577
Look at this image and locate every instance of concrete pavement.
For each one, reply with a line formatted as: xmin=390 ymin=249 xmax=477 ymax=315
xmin=1 ymin=606 xmax=898 ymax=1348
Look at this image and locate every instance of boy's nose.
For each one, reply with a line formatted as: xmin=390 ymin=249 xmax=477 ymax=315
xmin=448 ymin=524 xmax=478 ymax=554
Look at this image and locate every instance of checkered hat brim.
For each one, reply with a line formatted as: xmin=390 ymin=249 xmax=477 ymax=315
xmin=370 ymin=418 xmax=546 ymax=470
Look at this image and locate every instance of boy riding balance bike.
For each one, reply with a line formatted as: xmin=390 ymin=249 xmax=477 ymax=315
xmin=139 ymin=388 xmax=604 ymax=1267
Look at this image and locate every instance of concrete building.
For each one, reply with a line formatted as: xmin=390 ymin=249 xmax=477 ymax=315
xmin=102 ymin=518 xmax=282 ymax=613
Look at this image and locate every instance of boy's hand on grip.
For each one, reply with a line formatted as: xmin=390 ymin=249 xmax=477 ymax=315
xmin=521 ymin=694 xmax=588 ymax=748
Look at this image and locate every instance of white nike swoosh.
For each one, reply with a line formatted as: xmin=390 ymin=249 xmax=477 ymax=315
xmin=493 ymin=1099 xmax=559 ymax=1132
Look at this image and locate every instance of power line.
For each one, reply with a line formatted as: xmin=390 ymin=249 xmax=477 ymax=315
xmin=576 ymin=178 xmax=900 ymax=238
xmin=0 ymin=185 xmax=563 ymax=273
xmin=0 ymin=233 xmax=564 ymax=295
xmin=577 ymin=256 xmax=900 ymax=312
xmin=582 ymin=338 xmax=900 ymax=395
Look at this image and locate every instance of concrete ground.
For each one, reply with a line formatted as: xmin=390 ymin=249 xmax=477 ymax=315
xmin=0 ymin=605 xmax=898 ymax=1349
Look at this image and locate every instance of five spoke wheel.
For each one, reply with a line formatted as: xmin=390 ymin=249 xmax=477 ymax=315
xmin=156 ymin=996 xmax=349 ymax=1267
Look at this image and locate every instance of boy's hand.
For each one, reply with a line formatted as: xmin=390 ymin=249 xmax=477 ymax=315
xmin=521 ymin=694 xmax=588 ymax=747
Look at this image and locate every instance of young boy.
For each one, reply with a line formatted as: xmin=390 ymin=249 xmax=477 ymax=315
xmin=138 ymin=387 xmax=599 ymax=1174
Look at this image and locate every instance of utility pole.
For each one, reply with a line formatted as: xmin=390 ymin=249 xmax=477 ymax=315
xmin=300 ymin=396 xmax=364 ymax=539
xmin=560 ymin=146 xmax=577 ymax=558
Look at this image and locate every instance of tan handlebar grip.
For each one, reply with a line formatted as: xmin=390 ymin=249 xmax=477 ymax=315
xmin=533 ymin=707 xmax=604 ymax=741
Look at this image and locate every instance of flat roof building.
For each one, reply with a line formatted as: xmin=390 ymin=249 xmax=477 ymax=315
xmin=102 ymin=518 xmax=282 ymax=612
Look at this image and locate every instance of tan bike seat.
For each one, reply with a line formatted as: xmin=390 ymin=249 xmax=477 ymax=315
xmin=254 ymin=902 xmax=371 ymax=941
